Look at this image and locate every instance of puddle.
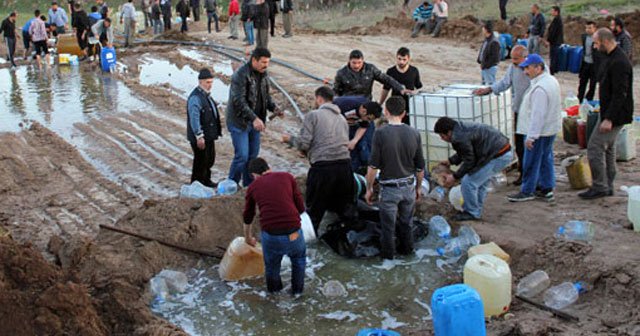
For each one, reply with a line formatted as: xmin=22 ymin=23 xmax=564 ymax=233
xmin=152 ymin=240 xmax=459 ymax=335
xmin=138 ymin=56 xmax=230 ymax=103
xmin=0 ymin=66 xmax=147 ymax=135
xmin=178 ymin=48 xmax=234 ymax=77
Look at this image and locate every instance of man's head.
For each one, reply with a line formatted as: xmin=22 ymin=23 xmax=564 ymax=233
xmin=585 ymin=21 xmax=596 ymax=35
xmin=40 ymin=15 xmax=47 ymax=22
xmin=610 ymin=17 xmax=624 ymax=34
xmin=482 ymin=21 xmax=493 ymax=37
xmin=51 ymin=2 xmax=58 ymax=10
xmin=551 ymin=6 xmax=560 ymax=17
xmin=198 ymin=68 xmax=214 ymax=92
xmin=104 ymin=17 xmax=112 ymax=27
xmin=384 ymin=96 xmax=406 ymax=119
xmin=593 ymin=28 xmax=616 ymax=53
xmin=35 ymin=9 xmax=41 ymax=17
xmin=519 ymin=53 xmax=546 ymax=78
xmin=396 ymin=47 xmax=411 ymax=69
xmin=91 ymin=6 xmax=98 ymax=12
xmin=531 ymin=4 xmax=539 ymax=14
xmin=250 ymin=47 xmax=271 ymax=73
xmin=74 ymin=3 xmax=82 ymax=10
xmin=97 ymin=0 xmax=104 ymax=4
xmin=348 ymin=50 xmax=364 ymax=72
xmin=434 ymin=117 xmax=457 ymax=142
xmin=359 ymin=101 xmax=382 ymax=121
xmin=511 ymin=45 xmax=528 ymax=66
xmin=9 ymin=12 xmax=16 ymax=21
xmin=248 ymin=158 xmax=270 ymax=179
xmin=314 ymin=86 xmax=334 ymax=107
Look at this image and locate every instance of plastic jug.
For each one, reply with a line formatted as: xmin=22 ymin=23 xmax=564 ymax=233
xmin=562 ymin=117 xmax=579 ymax=144
xmin=431 ymin=284 xmax=486 ymax=336
xmin=516 ymin=270 xmax=550 ymax=298
xmin=57 ymin=34 xmax=84 ymax=56
xmin=429 ymin=186 xmax=446 ymax=202
xmin=555 ymin=221 xmax=595 ymax=242
xmin=58 ymin=53 xmax=71 ymax=65
xmin=577 ymin=120 xmax=587 ymax=149
xmin=464 ymin=254 xmax=512 ymax=317
xmin=561 ymin=155 xmax=592 ymax=190
xmin=179 ymin=181 xmax=215 ymax=199
xmin=356 ymin=329 xmax=401 ymax=336
xmin=217 ymin=179 xmax=238 ymax=195
xmin=543 ymin=282 xmax=585 ymax=310
xmin=468 ymin=242 xmax=510 ymax=263
xmin=428 ymin=215 xmax=452 ymax=241
xmin=568 ymin=46 xmax=583 ymax=74
xmin=300 ymin=212 xmax=316 ymax=242
xmin=218 ymin=237 xmax=265 ymax=281
xmin=448 ymin=185 xmax=464 ymax=211
xmin=616 ymin=126 xmax=636 ymax=161
xmin=437 ymin=225 xmax=480 ymax=257
xmin=621 ymin=186 xmax=640 ymax=232
xmin=100 ymin=47 xmax=117 ymax=72
xmin=563 ymin=91 xmax=579 ymax=109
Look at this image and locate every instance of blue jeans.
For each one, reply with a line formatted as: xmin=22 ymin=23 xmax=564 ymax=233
xmin=379 ymin=184 xmax=416 ymax=259
xmin=481 ymin=66 xmax=498 ymax=85
xmin=228 ymin=122 xmax=261 ymax=186
xmin=521 ymin=135 xmax=556 ymax=195
xmin=349 ymin=124 xmax=375 ymax=173
xmin=244 ymin=21 xmax=254 ymax=45
xmin=261 ymin=229 xmax=306 ymax=294
xmin=461 ymin=151 xmax=513 ymax=218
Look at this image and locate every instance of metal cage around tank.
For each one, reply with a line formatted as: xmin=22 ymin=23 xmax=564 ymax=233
xmin=408 ymin=84 xmax=514 ymax=169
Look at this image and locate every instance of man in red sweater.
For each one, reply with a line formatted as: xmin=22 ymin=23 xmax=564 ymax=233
xmin=228 ymin=0 xmax=240 ymax=40
xmin=243 ymin=157 xmax=306 ymax=295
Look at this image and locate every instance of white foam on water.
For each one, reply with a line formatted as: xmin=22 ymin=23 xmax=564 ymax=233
xmin=413 ymin=298 xmax=433 ymax=320
xmin=380 ymin=311 xmax=407 ymax=329
xmin=318 ymin=311 xmax=361 ymax=322
xmin=415 ymin=248 xmax=440 ymax=259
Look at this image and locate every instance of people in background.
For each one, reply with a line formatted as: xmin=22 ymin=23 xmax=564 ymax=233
xmin=254 ymin=0 xmax=270 ymax=49
xmin=280 ymin=0 xmax=293 ymax=38
xmin=161 ymin=0 xmax=172 ymax=31
xmin=151 ymin=0 xmax=163 ymax=35
xmin=544 ymin=6 xmax=564 ymax=75
xmin=190 ymin=0 xmax=200 ymax=22
xmin=411 ymin=1 xmax=433 ymax=38
xmin=334 ymin=50 xmax=408 ymax=100
xmin=241 ymin=0 xmax=255 ymax=46
xmin=426 ymin=0 xmax=447 ymax=38
xmin=176 ymin=0 xmax=190 ymax=33
xmin=380 ymin=47 xmax=422 ymax=125
xmin=0 ymin=12 xmax=18 ymax=68
xmin=610 ymin=17 xmax=633 ymax=62
xmin=22 ymin=10 xmax=41 ymax=60
xmin=30 ymin=14 xmax=51 ymax=68
xmin=48 ymin=1 xmax=69 ymax=34
xmin=527 ymin=4 xmax=545 ymax=55
xmin=477 ymin=21 xmax=501 ymax=85
xmin=71 ymin=3 xmax=90 ymax=60
xmin=499 ymin=0 xmax=508 ymax=21
xmin=120 ymin=0 xmax=136 ymax=47
xmin=577 ymin=21 xmax=600 ymax=103
xmin=205 ymin=0 xmax=220 ymax=33
xmin=227 ymin=0 xmax=239 ymax=40
xmin=267 ymin=0 xmax=277 ymax=37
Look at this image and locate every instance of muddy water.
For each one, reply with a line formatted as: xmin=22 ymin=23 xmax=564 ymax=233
xmin=153 ymin=240 xmax=460 ymax=335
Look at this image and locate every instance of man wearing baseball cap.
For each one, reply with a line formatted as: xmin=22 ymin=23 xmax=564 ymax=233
xmin=507 ymin=54 xmax=561 ymax=202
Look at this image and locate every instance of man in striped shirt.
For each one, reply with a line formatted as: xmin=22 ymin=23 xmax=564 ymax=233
xmin=411 ymin=1 xmax=433 ymax=38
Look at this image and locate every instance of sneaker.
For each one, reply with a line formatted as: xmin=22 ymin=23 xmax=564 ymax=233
xmin=507 ymin=192 xmax=535 ymax=202
xmin=452 ymin=211 xmax=479 ymax=221
xmin=535 ymin=189 xmax=555 ymax=202
xmin=578 ymin=189 xmax=607 ymax=200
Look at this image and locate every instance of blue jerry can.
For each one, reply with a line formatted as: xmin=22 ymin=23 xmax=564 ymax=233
xmin=499 ymin=34 xmax=513 ymax=60
xmin=431 ymin=284 xmax=486 ymax=336
xmin=516 ymin=38 xmax=528 ymax=48
xmin=557 ymin=45 xmax=569 ymax=72
xmin=568 ymin=46 xmax=583 ymax=74
xmin=100 ymin=47 xmax=117 ymax=72
xmin=356 ymin=329 xmax=401 ymax=336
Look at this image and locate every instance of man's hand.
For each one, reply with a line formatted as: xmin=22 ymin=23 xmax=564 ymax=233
xmin=440 ymin=160 xmax=451 ymax=167
xmin=415 ymin=188 xmax=421 ymax=201
xmin=281 ymin=134 xmax=291 ymax=143
xmin=401 ymin=89 xmax=416 ymax=95
xmin=347 ymin=140 xmax=357 ymax=151
xmin=443 ymin=173 xmax=456 ymax=188
xmin=599 ymin=119 xmax=613 ymax=133
xmin=473 ymin=87 xmax=491 ymax=96
xmin=197 ymin=137 xmax=205 ymax=149
xmin=245 ymin=236 xmax=257 ymax=247
xmin=365 ymin=189 xmax=374 ymax=205
xmin=525 ymin=138 xmax=535 ymax=150
xmin=253 ymin=118 xmax=265 ymax=132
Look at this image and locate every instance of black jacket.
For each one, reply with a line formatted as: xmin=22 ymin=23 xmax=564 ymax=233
xmin=334 ymin=63 xmax=404 ymax=100
xmin=254 ymin=2 xmax=270 ymax=29
xmin=151 ymin=4 xmax=162 ymax=20
xmin=72 ymin=10 xmax=90 ymax=32
xmin=176 ymin=0 xmax=190 ymax=17
xmin=528 ymin=13 xmax=545 ymax=37
xmin=598 ymin=46 xmax=634 ymax=127
xmin=477 ymin=35 xmax=501 ymax=69
xmin=240 ymin=0 xmax=254 ymax=21
xmin=187 ymin=87 xmax=222 ymax=143
xmin=546 ymin=16 xmax=563 ymax=46
xmin=580 ymin=33 xmax=602 ymax=72
xmin=0 ymin=17 xmax=16 ymax=38
xmin=281 ymin=0 xmax=293 ymax=13
xmin=448 ymin=122 xmax=510 ymax=179
xmin=226 ymin=62 xmax=276 ymax=129
xmin=268 ymin=0 xmax=278 ymax=17
xmin=162 ymin=0 xmax=172 ymax=16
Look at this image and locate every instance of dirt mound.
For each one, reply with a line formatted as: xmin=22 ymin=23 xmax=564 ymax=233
xmin=155 ymin=29 xmax=201 ymax=42
xmin=0 ymin=237 xmax=107 ymax=336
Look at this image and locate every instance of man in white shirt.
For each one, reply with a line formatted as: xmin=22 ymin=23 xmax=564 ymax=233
xmin=427 ymin=0 xmax=448 ymax=38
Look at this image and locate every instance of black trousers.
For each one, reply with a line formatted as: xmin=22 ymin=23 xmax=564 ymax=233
xmin=578 ymin=61 xmax=597 ymax=102
xmin=269 ymin=15 xmax=276 ymax=36
xmin=514 ymin=112 xmax=524 ymax=174
xmin=5 ymin=37 xmax=16 ymax=66
xmin=190 ymin=139 xmax=216 ymax=187
xmin=499 ymin=0 xmax=508 ymax=20
xmin=180 ymin=15 xmax=189 ymax=32
xmin=163 ymin=13 xmax=172 ymax=30
xmin=191 ymin=6 xmax=200 ymax=21
xmin=306 ymin=160 xmax=355 ymax=234
xmin=549 ymin=44 xmax=561 ymax=75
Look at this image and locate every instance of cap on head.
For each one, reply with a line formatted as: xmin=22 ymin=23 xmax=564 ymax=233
xmin=198 ymin=68 xmax=214 ymax=80
xmin=519 ymin=53 xmax=544 ymax=68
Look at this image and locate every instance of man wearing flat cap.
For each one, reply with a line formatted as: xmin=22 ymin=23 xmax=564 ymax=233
xmin=187 ymin=68 xmax=223 ymax=188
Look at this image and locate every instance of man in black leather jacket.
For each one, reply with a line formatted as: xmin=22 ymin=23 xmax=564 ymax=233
xmin=435 ymin=117 xmax=513 ymax=221
xmin=334 ymin=50 xmax=409 ymax=100
xmin=226 ymin=47 xmax=282 ymax=187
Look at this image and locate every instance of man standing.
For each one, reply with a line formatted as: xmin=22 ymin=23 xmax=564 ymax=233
xmin=254 ymin=0 xmax=270 ymax=49
xmin=190 ymin=0 xmax=200 ymax=22
xmin=473 ymin=45 xmax=530 ymax=185
xmin=610 ymin=18 xmax=633 ymax=62
xmin=410 ymin=1 xmax=433 ymax=38
xmin=577 ymin=21 xmax=600 ymax=103
xmin=91 ymin=17 xmax=114 ymax=59
xmin=499 ymin=0 xmax=508 ymax=20
xmin=0 ymin=12 xmax=18 ymax=68
xmin=161 ymin=0 xmax=172 ymax=31
xmin=30 ymin=14 xmax=50 ymax=69
xmin=71 ymin=3 xmax=90 ymax=60
xmin=579 ymin=28 xmax=633 ymax=200
xmin=380 ymin=47 xmax=422 ymax=125
xmin=243 ymin=158 xmax=306 ymax=295
xmin=227 ymin=48 xmax=281 ymax=187
xmin=426 ymin=0 xmax=447 ymax=38
xmin=365 ymin=97 xmax=425 ymax=260
xmin=241 ymin=0 xmax=255 ymax=46
xmin=120 ymin=0 xmax=136 ymax=47
xmin=280 ymin=0 xmax=293 ymax=38
xmin=283 ymin=86 xmax=353 ymax=233
xmin=527 ymin=4 xmax=545 ymax=55
xmin=227 ymin=0 xmax=239 ymax=40
xmin=544 ymin=6 xmax=563 ymax=75
xmin=187 ymin=69 xmax=222 ymax=188
xmin=22 ymin=11 xmax=40 ymax=60
xmin=151 ymin=0 xmax=163 ymax=35
xmin=477 ymin=21 xmax=501 ymax=85
xmin=205 ymin=0 xmax=219 ymax=33
xmin=334 ymin=96 xmax=382 ymax=174
xmin=436 ymin=117 xmax=513 ymax=221
xmin=176 ymin=0 xmax=190 ymax=33
xmin=48 ymin=2 xmax=69 ymax=34
xmin=97 ymin=0 xmax=109 ymax=19
xmin=334 ymin=50 xmax=408 ymax=100
xmin=141 ymin=0 xmax=152 ymax=30
xmin=507 ymin=54 xmax=561 ymax=202
xmin=267 ymin=0 xmax=277 ymax=37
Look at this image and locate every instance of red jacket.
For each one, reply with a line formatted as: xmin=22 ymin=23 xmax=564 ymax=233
xmin=228 ymin=0 xmax=240 ymax=16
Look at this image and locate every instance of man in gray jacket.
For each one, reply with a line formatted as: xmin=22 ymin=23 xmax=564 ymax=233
xmin=334 ymin=50 xmax=409 ymax=100
xmin=283 ymin=86 xmax=354 ymax=234
xmin=473 ymin=45 xmax=530 ymax=185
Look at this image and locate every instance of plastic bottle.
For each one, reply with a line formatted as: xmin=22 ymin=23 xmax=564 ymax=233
xmin=149 ymin=276 xmax=169 ymax=302
xmin=180 ymin=181 xmax=215 ymax=199
xmin=579 ymin=100 xmax=592 ymax=121
xmin=563 ymin=91 xmax=579 ymax=109
xmin=516 ymin=270 xmax=550 ymax=298
xmin=437 ymin=225 xmax=480 ymax=257
xmin=490 ymin=173 xmax=508 ymax=190
xmin=429 ymin=186 xmax=446 ymax=202
xmin=458 ymin=225 xmax=481 ymax=246
xmin=217 ymin=179 xmax=238 ymax=196
xmin=555 ymin=221 xmax=595 ymax=243
xmin=322 ymin=280 xmax=347 ymax=297
xmin=428 ymin=216 xmax=451 ymax=241
xmin=543 ymin=282 xmax=585 ymax=310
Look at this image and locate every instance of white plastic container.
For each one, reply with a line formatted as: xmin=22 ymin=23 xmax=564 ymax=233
xmin=464 ymin=254 xmax=512 ymax=317
xmin=516 ymin=270 xmax=550 ymax=298
xmin=218 ymin=237 xmax=265 ymax=281
xmin=621 ymin=186 xmax=640 ymax=232
xmin=300 ymin=212 xmax=316 ymax=242
xmin=616 ymin=126 xmax=636 ymax=161
xmin=543 ymin=282 xmax=584 ymax=310
xmin=449 ymin=185 xmax=464 ymax=211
